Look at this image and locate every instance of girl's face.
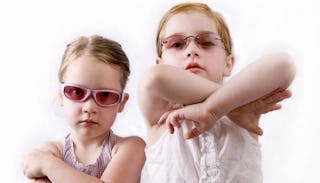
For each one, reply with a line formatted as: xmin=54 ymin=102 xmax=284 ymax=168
xmin=157 ymin=12 xmax=234 ymax=83
xmin=59 ymin=54 xmax=128 ymax=138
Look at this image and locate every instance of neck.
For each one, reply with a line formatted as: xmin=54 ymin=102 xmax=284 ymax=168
xmin=70 ymin=130 xmax=109 ymax=149
xmin=69 ymin=131 xmax=110 ymax=165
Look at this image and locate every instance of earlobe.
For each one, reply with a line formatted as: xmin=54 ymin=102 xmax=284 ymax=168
xmin=118 ymin=93 xmax=129 ymax=112
xmin=58 ymin=93 xmax=64 ymax=106
xmin=156 ymin=57 xmax=161 ymax=64
xmin=223 ymin=54 xmax=234 ymax=76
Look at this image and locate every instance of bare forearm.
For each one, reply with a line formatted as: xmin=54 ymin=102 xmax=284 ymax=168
xmin=138 ymin=64 xmax=220 ymax=125
xmin=43 ymin=155 xmax=105 ymax=183
xmin=205 ymin=52 xmax=296 ymax=116
xmin=145 ymin=64 xmax=220 ymax=103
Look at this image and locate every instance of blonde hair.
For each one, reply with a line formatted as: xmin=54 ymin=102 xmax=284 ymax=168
xmin=58 ymin=35 xmax=130 ymax=89
xmin=156 ymin=2 xmax=232 ymax=57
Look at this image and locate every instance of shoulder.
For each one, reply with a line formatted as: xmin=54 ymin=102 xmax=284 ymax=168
xmin=110 ymin=136 xmax=146 ymax=171
xmin=100 ymin=135 xmax=146 ymax=182
xmin=113 ymin=135 xmax=146 ymax=155
xmin=35 ymin=140 xmax=64 ymax=158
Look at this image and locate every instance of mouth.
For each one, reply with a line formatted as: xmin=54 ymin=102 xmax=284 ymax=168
xmin=185 ymin=63 xmax=204 ymax=73
xmin=80 ymin=119 xmax=98 ymax=125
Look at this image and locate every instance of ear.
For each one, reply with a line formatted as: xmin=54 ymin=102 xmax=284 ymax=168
xmin=57 ymin=92 xmax=64 ymax=106
xmin=118 ymin=93 xmax=129 ymax=112
xmin=223 ymin=54 xmax=234 ymax=76
xmin=156 ymin=57 xmax=161 ymax=64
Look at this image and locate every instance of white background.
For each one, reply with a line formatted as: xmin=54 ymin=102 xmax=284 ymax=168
xmin=1 ymin=0 xmax=319 ymax=182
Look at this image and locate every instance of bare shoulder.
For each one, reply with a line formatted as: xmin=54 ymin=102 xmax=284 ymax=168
xmin=35 ymin=140 xmax=64 ymax=158
xmin=101 ymin=135 xmax=146 ymax=182
xmin=112 ymin=135 xmax=146 ymax=155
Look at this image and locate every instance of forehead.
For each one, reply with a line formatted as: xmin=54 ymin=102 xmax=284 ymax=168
xmin=162 ymin=11 xmax=218 ymax=38
xmin=64 ymin=54 xmax=122 ymax=90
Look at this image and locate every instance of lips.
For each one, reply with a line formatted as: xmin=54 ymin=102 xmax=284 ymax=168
xmin=80 ymin=119 xmax=98 ymax=125
xmin=185 ymin=62 xmax=204 ymax=73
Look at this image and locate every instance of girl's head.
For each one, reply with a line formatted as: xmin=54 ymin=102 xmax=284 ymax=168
xmin=58 ymin=35 xmax=130 ymax=137
xmin=59 ymin=35 xmax=130 ymax=89
xmin=156 ymin=2 xmax=234 ymax=83
xmin=156 ymin=2 xmax=232 ymax=57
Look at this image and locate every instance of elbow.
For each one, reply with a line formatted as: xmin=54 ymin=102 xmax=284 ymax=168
xmin=138 ymin=65 xmax=168 ymax=97
xmin=276 ymin=52 xmax=296 ymax=89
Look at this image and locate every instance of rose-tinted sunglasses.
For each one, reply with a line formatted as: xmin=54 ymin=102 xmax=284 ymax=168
xmin=161 ymin=32 xmax=224 ymax=51
xmin=61 ymin=84 xmax=123 ymax=107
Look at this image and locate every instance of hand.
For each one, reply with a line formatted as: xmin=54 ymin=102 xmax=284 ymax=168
xmin=31 ymin=177 xmax=52 ymax=183
xmin=158 ymin=103 xmax=220 ymax=139
xmin=228 ymin=89 xmax=292 ymax=135
xmin=158 ymin=89 xmax=292 ymax=139
xmin=23 ymin=149 xmax=53 ymax=179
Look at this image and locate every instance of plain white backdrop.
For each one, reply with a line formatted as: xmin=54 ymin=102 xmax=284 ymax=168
xmin=1 ymin=0 xmax=319 ymax=182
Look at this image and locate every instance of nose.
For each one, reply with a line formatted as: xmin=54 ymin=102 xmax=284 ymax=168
xmin=185 ymin=40 xmax=199 ymax=58
xmin=187 ymin=51 xmax=199 ymax=57
xmin=82 ymin=97 xmax=98 ymax=114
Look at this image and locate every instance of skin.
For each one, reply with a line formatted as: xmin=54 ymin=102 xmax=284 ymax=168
xmin=138 ymin=11 xmax=295 ymax=145
xmin=23 ymin=54 xmax=146 ymax=183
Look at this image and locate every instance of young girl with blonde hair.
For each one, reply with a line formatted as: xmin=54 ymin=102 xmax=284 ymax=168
xmin=23 ymin=35 xmax=145 ymax=183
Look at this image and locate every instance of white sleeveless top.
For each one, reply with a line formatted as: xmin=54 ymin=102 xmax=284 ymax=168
xmin=145 ymin=116 xmax=262 ymax=183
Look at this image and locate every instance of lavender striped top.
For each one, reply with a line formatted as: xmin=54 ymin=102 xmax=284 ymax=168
xmin=62 ymin=131 xmax=116 ymax=178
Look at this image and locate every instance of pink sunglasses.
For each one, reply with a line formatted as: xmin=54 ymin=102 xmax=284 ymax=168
xmin=61 ymin=84 xmax=123 ymax=107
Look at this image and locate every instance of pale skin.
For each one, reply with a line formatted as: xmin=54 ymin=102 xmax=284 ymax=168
xmin=138 ymin=11 xmax=295 ymax=145
xmin=23 ymin=54 xmax=145 ymax=183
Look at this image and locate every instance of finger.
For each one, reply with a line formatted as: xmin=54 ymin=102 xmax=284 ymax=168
xmin=157 ymin=112 xmax=169 ymax=125
xmin=171 ymin=115 xmax=181 ymax=128
xmin=247 ymin=124 xmax=263 ymax=136
xmin=264 ymin=93 xmax=283 ymax=104
xmin=260 ymin=88 xmax=283 ymax=100
xmin=275 ymin=90 xmax=292 ymax=101
xmin=263 ymin=93 xmax=282 ymax=104
xmin=264 ymin=90 xmax=291 ymax=104
xmin=166 ymin=119 xmax=175 ymax=134
xmin=185 ymin=128 xmax=202 ymax=139
xmin=261 ymin=104 xmax=282 ymax=114
xmin=281 ymin=90 xmax=292 ymax=98
xmin=167 ymin=123 xmax=175 ymax=134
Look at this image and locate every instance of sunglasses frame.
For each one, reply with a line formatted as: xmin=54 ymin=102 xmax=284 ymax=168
xmin=61 ymin=84 xmax=123 ymax=107
xmin=161 ymin=32 xmax=224 ymax=51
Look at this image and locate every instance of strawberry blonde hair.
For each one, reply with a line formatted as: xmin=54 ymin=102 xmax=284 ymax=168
xmin=156 ymin=2 xmax=233 ymax=57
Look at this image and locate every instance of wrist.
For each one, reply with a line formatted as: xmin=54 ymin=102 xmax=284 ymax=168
xmin=203 ymin=101 xmax=223 ymax=122
xmin=204 ymin=96 xmax=228 ymax=120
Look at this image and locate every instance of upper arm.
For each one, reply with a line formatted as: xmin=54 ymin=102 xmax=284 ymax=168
xmin=100 ymin=136 xmax=146 ymax=183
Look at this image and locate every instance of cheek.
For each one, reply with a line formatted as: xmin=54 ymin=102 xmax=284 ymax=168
xmin=207 ymin=69 xmax=223 ymax=82
xmin=62 ymin=102 xmax=81 ymax=119
xmin=206 ymin=61 xmax=227 ymax=82
xmin=100 ymin=108 xmax=119 ymax=122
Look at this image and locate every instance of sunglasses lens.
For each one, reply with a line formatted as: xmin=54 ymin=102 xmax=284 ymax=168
xmin=197 ymin=33 xmax=219 ymax=47
xmin=64 ymin=86 xmax=87 ymax=101
xmin=164 ymin=36 xmax=186 ymax=49
xmin=96 ymin=91 xmax=121 ymax=106
xmin=162 ymin=33 xmax=223 ymax=52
